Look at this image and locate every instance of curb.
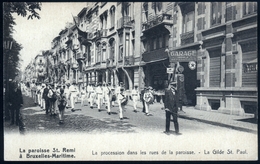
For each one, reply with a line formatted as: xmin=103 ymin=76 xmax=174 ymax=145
xmin=178 ymin=114 xmax=257 ymax=134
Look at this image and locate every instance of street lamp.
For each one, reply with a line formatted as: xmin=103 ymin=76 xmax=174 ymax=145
xmin=3 ymin=38 xmax=13 ymax=121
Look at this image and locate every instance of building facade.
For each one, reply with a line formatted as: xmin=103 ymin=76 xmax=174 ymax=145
xmin=23 ymin=2 xmax=257 ymax=116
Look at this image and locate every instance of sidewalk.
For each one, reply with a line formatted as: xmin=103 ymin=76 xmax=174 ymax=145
xmin=130 ymin=100 xmax=257 ymax=134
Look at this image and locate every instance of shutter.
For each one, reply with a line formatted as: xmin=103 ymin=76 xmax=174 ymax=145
xmin=209 ymin=56 xmax=221 ymax=87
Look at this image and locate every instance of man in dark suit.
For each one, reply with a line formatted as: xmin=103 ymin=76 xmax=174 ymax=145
xmin=140 ymin=87 xmax=147 ymax=113
xmin=7 ymin=81 xmax=23 ymax=126
xmin=164 ymin=81 xmax=180 ymax=134
xmin=42 ymin=84 xmax=50 ymax=114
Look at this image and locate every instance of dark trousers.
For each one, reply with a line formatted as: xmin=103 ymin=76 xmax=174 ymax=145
xmin=165 ymin=110 xmax=179 ymax=133
xmin=10 ymin=107 xmax=20 ymax=124
xmin=44 ymin=98 xmax=50 ymax=113
xmin=142 ymin=100 xmax=145 ymax=112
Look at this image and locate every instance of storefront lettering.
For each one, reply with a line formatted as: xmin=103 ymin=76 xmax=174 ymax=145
xmin=243 ymin=63 xmax=257 ymax=73
xmin=168 ymin=50 xmax=197 ymax=62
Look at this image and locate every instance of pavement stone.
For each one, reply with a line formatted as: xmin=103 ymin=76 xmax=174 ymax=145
xmin=130 ymin=100 xmax=257 ymax=134
xmin=4 ymin=94 xmax=257 ymax=134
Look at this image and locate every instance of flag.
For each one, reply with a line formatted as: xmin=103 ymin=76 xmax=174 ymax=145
xmin=71 ymin=14 xmax=88 ymax=38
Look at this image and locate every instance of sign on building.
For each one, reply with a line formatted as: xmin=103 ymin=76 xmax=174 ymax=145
xmin=167 ymin=68 xmax=174 ymax=74
xmin=168 ymin=50 xmax=197 ymax=62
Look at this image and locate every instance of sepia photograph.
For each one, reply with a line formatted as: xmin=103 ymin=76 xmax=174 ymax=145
xmin=3 ymin=2 xmax=258 ymax=161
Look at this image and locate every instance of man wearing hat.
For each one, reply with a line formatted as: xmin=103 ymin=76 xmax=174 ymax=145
xmin=104 ymin=82 xmax=112 ymax=115
xmin=64 ymin=83 xmax=71 ymax=108
xmin=131 ymin=85 xmax=139 ymax=112
xmin=88 ymin=83 xmax=96 ymax=108
xmin=69 ymin=81 xmax=79 ymax=112
xmin=7 ymin=81 xmax=23 ymax=126
xmin=95 ymin=82 xmax=103 ymax=112
xmin=36 ymin=82 xmax=42 ymax=106
xmin=164 ymin=81 xmax=180 ymax=135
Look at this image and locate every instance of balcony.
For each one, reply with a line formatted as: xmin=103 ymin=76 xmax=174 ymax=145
xmin=76 ymin=52 xmax=86 ymax=61
xmin=142 ymin=48 xmax=168 ymax=63
xmin=142 ymin=13 xmax=173 ymax=33
xmin=96 ymin=29 xmax=108 ymax=40
xmin=180 ymin=31 xmax=194 ymax=45
xmin=71 ymin=62 xmax=78 ymax=70
xmin=117 ymin=16 xmax=133 ymax=30
xmin=124 ymin=56 xmax=134 ymax=65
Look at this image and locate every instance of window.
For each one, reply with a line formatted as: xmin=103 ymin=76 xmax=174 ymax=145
xmin=209 ymin=49 xmax=221 ymax=87
xmin=110 ymin=6 xmax=115 ymax=28
xmin=119 ymin=46 xmax=123 ymax=60
xmin=96 ymin=43 xmax=101 ymax=62
xmin=183 ymin=11 xmax=194 ymax=33
xmin=109 ymin=39 xmax=115 ymax=59
xmin=159 ymin=36 xmax=163 ymax=48
xmin=102 ymin=43 xmax=106 ymax=61
xmin=243 ymin=2 xmax=257 ymax=16
xmin=143 ymin=3 xmax=148 ymax=22
xmin=211 ymin=2 xmax=222 ymax=26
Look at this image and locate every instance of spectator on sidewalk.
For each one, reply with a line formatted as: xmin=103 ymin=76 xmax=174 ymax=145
xmin=7 ymin=81 xmax=23 ymax=126
xmin=36 ymin=82 xmax=42 ymax=107
xmin=164 ymin=81 xmax=180 ymax=135
xmin=43 ymin=84 xmax=50 ymax=114
xmin=131 ymin=85 xmax=139 ymax=113
xmin=57 ymin=88 xmax=67 ymax=124
xmin=40 ymin=83 xmax=45 ymax=109
xmin=31 ymin=81 xmax=37 ymax=104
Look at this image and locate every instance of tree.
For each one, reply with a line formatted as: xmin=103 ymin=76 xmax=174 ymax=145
xmin=3 ymin=2 xmax=42 ymax=81
xmin=3 ymin=2 xmax=42 ymax=38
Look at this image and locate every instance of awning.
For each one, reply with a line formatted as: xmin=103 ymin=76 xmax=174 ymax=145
xmin=247 ymin=58 xmax=257 ymax=64
xmin=142 ymin=48 xmax=168 ymax=63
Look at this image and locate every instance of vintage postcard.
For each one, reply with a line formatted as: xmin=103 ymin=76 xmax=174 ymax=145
xmin=3 ymin=2 xmax=258 ymax=161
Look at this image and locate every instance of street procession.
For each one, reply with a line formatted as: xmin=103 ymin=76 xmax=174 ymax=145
xmin=4 ymin=2 xmax=257 ymax=137
xmin=19 ymin=79 xmax=157 ymax=123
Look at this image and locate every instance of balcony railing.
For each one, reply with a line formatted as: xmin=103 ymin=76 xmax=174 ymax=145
xmin=96 ymin=29 xmax=108 ymax=39
xmin=142 ymin=13 xmax=173 ymax=31
xmin=117 ymin=16 xmax=132 ymax=29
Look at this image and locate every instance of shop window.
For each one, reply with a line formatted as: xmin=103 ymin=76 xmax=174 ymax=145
xmin=241 ymin=41 xmax=257 ymax=87
xmin=211 ymin=2 xmax=222 ymax=26
xmin=183 ymin=11 xmax=194 ymax=33
xmin=243 ymin=2 xmax=257 ymax=16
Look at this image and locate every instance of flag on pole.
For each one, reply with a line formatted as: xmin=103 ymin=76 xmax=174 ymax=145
xmin=71 ymin=13 xmax=88 ymax=38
